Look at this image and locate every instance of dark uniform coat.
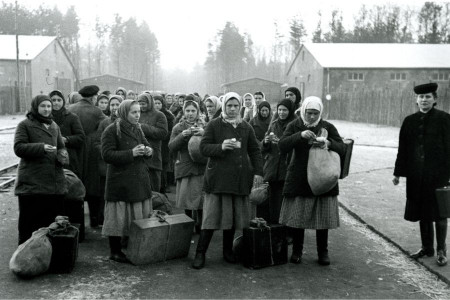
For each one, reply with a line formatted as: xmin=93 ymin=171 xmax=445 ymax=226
xmin=14 ymin=118 xmax=67 ymax=196
xmin=139 ymin=110 xmax=168 ymax=171
xmin=394 ymin=108 xmax=450 ymax=222
xmin=200 ymin=117 xmax=263 ymax=196
xmin=67 ymin=98 xmax=106 ymax=196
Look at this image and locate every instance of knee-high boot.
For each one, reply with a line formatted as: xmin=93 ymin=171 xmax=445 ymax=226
xmin=290 ymin=227 xmax=305 ymax=264
xmin=109 ymin=236 xmax=128 ymax=263
xmin=192 ymin=229 xmax=214 ymax=269
xmin=316 ymin=229 xmax=330 ymax=266
xmin=223 ymin=229 xmax=236 ymax=263
xmin=436 ymin=219 xmax=448 ymax=266
xmin=195 ymin=210 xmax=203 ymax=234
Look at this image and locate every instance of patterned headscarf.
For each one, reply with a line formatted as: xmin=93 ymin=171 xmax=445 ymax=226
xmin=300 ymin=96 xmax=323 ymax=128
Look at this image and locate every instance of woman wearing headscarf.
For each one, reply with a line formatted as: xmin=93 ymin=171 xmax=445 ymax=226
xmin=240 ymin=93 xmax=256 ymax=122
xmin=68 ymin=91 xmax=82 ymax=106
xmin=278 ymin=96 xmax=345 ymax=266
xmin=285 ymin=87 xmax=302 ymax=115
xmin=49 ymin=90 xmax=85 ymax=178
xmin=101 ymin=100 xmax=153 ymax=263
xmin=153 ymin=95 xmax=175 ymax=193
xmin=96 ymin=94 xmax=109 ymax=115
xmin=204 ymin=96 xmax=222 ymax=123
xmin=193 ymin=92 xmax=263 ymax=269
xmin=137 ymin=93 xmax=169 ymax=192
xmin=126 ymin=90 xmax=136 ymax=100
xmin=14 ymin=95 xmax=69 ymax=244
xmin=175 ymin=94 xmax=187 ymax=124
xmin=114 ymin=87 xmax=127 ymax=98
xmin=169 ymin=100 xmax=206 ymax=230
xmin=249 ymin=101 xmax=272 ymax=142
xmin=96 ymin=95 xmax=123 ymax=224
xmin=258 ymin=99 xmax=296 ymax=224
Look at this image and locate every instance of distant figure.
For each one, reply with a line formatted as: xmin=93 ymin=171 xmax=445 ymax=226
xmin=96 ymin=94 xmax=109 ymax=115
xmin=240 ymin=93 xmax=255 ymax=122
xmin=249 ymin=101 xmax=272 ymax=142
xmin=100 ymin=90 xmax=111 ymax=97
xmin=204 ymin=96 xmax=222 ymax=123
xmin=254 ymin=91 xmax=265 ymax=107
xmin=68 ymin=91 xmax=82 ymax=105
xmin=127 ymin=90 xmax=136 ymax=100
xmin=393 ymin=82 xmax=450 ymax=267
xmin=68 ymin=85 xmax=106 ymax=228
xmin=114 ymin=87 xmax=127 ymax=98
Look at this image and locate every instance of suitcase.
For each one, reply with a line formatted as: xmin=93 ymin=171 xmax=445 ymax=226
xmin=48 ymin=225 xmax=79 ymax=273
xmin=242 ymin=222 xmax=288 ymax=269
xmin=64 ymin=199 xmax=85 ymax=242
xmin=340 ymin=139 xmax=354 ymax=179
xmin=127 ymin=213 xmax=194 ymax=265
xmin=436 ymin=185 xmax=450 ymax=218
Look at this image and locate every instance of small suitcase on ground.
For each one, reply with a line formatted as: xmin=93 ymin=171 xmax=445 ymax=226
xmin=127 ymin=212 xmax=194 ymax=265
xmin=64 ymin=199 xmax=85 ymax=242
xmin=340 ymin=139 xmax=354 ymax=179
xmin=242 ymin=220 xmax=288 ymax=269
xmin=436 ymin=185 xmax=450 ymax=218
xmin=48 ymin=224 xmax=79 ymax=273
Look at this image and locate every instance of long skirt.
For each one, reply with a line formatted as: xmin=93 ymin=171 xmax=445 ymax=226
xmin=279 ymin=195 xmax=339 ymax=229
xmin=102 ymin=199 xmax=153 ymax=237
xmin=202 ymin=193 xmax=250 ymax=230
xmin=175 ymin=175 xmax=204 ymax=210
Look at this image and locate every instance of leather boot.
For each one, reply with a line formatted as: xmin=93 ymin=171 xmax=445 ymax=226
xmin=192 ymin=229 xmax=214 ymax=269
xmin=411 ymin=221 xmax=435 ymax=259
xmin=290 ymin=228 xmax=305 ymax=264
xmin=317 ymin=229 xmax=330 ymax=266
xmin=223 ymin=229 xmax=236 ymax=263
xmin=195 ymin=210 xmax=203 ymax=234
xmin=109 ymin=236 xmax=129 ymax=263
xmin=436 ymin=219 xmax=448 ymax=266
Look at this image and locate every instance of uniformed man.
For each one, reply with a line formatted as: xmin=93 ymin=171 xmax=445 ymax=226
xmin=393 ymin=82 xmax=450 ymax=266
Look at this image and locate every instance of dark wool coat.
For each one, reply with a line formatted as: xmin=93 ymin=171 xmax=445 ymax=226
xmin=262 ymin=119 xmax=291 ymax=182
xmin=279 ymin=119 xmax=345 ymax=198
xmin=200 ymin=117 xmax=263 ymax=196
xmin=96 ymin=117 xmax=115 ymax=177
xmin=249 ymin=115 xmax=271 ymax=142
xmin=394 ymin=108 xmax=450 ymax=222
xmin=205 ymin=108 xmax=222 ymax=124
xmin=168 ymin=120 xmax=206 ymax=180
xmin=161 ymin=110 xmax=175 ymax=165
xmin=67 ymin=98 xmax=106 ymax=196
xmin=55 ymin=111 xmax=85 ymax=177
xmin=14 ymin=118 xmax=67 ymax=196
xmin=139 ymin=110 xmax=168 ymax=171
xmin=101 ymin=122 xmax=153 ymax=203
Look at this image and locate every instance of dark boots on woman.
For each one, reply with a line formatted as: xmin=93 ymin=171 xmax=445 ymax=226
xmin=109 ymin=236 xmax=129 ymax=263
xmin=317 ymin=229 xmax=330 ymax=266
xmin=192 ymin=229 xmax=214 ymax=269
xmin=290 ymin=228 xmax=305 ymax=264
xmin=223 ymin=229 xmax=236 ymax=263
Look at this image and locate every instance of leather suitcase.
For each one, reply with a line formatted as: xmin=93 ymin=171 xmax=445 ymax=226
xmin=48 ymin=225 xmax=79 ymax=273
xmin=340 ymin=139 xmax=354 ymax=179
xmin=242 ymin=224 xmax=287 ymax=269
xmin=436 ymin=186 xmax=450 ymax=218
xmin=64 ymin=199 xmax=85 ymax=242
xmin=127 ymin=213 xmax=194 ymax=265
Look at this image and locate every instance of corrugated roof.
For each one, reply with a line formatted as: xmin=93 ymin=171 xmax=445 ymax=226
xmin=300 ymin=43 xmax=450 ymax=69
xmin=0 ymin=35 xmax=56 ymax=60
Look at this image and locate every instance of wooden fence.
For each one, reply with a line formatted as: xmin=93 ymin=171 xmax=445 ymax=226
xmin=0 ymin=85 xmax=31 ymax=114
xmin=324 ymin=88 xmax=450 ymax=127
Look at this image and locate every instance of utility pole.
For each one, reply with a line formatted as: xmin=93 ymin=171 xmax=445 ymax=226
xmin=15 ymin=0 xmax=21 ymax=112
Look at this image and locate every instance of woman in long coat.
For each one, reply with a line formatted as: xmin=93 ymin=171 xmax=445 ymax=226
xmin=137 ymin=93 xmax=169 ymax=192
xmin=169 ymin=100 xmax=206 ymax=231
xmin=278 ymin=96 xmax=345 ymax=266
xmin=49 ymin=90 xmax=85 ymax=178
xmin=101 ymin=99 xmax=153 ymax=263
xmin=393 ymin=82 xmax=450 ymax=266
xmin=258 ymin=99 xmax=296 ymax=224
xmin=14 ymin=95 xmax=68 ymax=244
xmin=193 ymin=92 xmax=263 ymax=269
xmin=249 ymin=101 xmax=272 ymax=142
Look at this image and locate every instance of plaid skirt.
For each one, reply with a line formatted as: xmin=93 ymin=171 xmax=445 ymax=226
xmin=202 ymin=193 xmax=250 ymax=230
xmin=279 ymin=195 xmax=339 ymax=229
xmin=102 ymin=199 xmax=153 ymax=237
xmin=175 ymin=175 xmax=204 ymax=210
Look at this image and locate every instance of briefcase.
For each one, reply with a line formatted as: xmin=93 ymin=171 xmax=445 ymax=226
xmin=242 ymin=219 xmax=287 ymax=269
xmin=340 ymin=139 xmax=354 ymax=179
xmin=48 ymin=225 xmax=79 ymax=273
xmin=436 ymin=185 xmax=450 ymax=218
xmin=127 ymin=212 xmax=194 ymax=265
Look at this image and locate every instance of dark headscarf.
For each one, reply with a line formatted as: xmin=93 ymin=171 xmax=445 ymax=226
xmin=137 ymin=93 xmax=155 ymax=112
xmin=154 ymin=94 xmax=175 ymax=132
xmin=49 ymin=90 xmax=66 ymax=126
xmin=115 ymin=99 xmax=146 ymax=140
xmin=276 ymin=99 xmax=296 ymax=128
xmin=285 ymin=87 xmax=302 ymax=111
xmin=251 ymin=101 xmax=272 ymax=141
xmin=104 ymin=95 xmax=123 ymax=119
xmin=27 ymin=95 xmax=53 ymax=125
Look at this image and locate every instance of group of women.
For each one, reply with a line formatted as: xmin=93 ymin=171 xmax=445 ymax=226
xmin=14 ymin=84 xmax=345 ymax=269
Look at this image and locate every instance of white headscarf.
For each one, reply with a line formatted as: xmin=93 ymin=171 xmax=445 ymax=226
xmin=205 ymin=96 xmax=222 ymax=116
xmin=221 ymin=92 xmax=242 ymax=127
xmin=242 ymin=92 xmax=256 ymax=118
xmin=300 ymin=96 xmax=323 ymax=128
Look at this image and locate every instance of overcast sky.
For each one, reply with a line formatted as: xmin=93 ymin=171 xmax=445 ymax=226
xmin=11 ymin=0 xmax=432 ymax=70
